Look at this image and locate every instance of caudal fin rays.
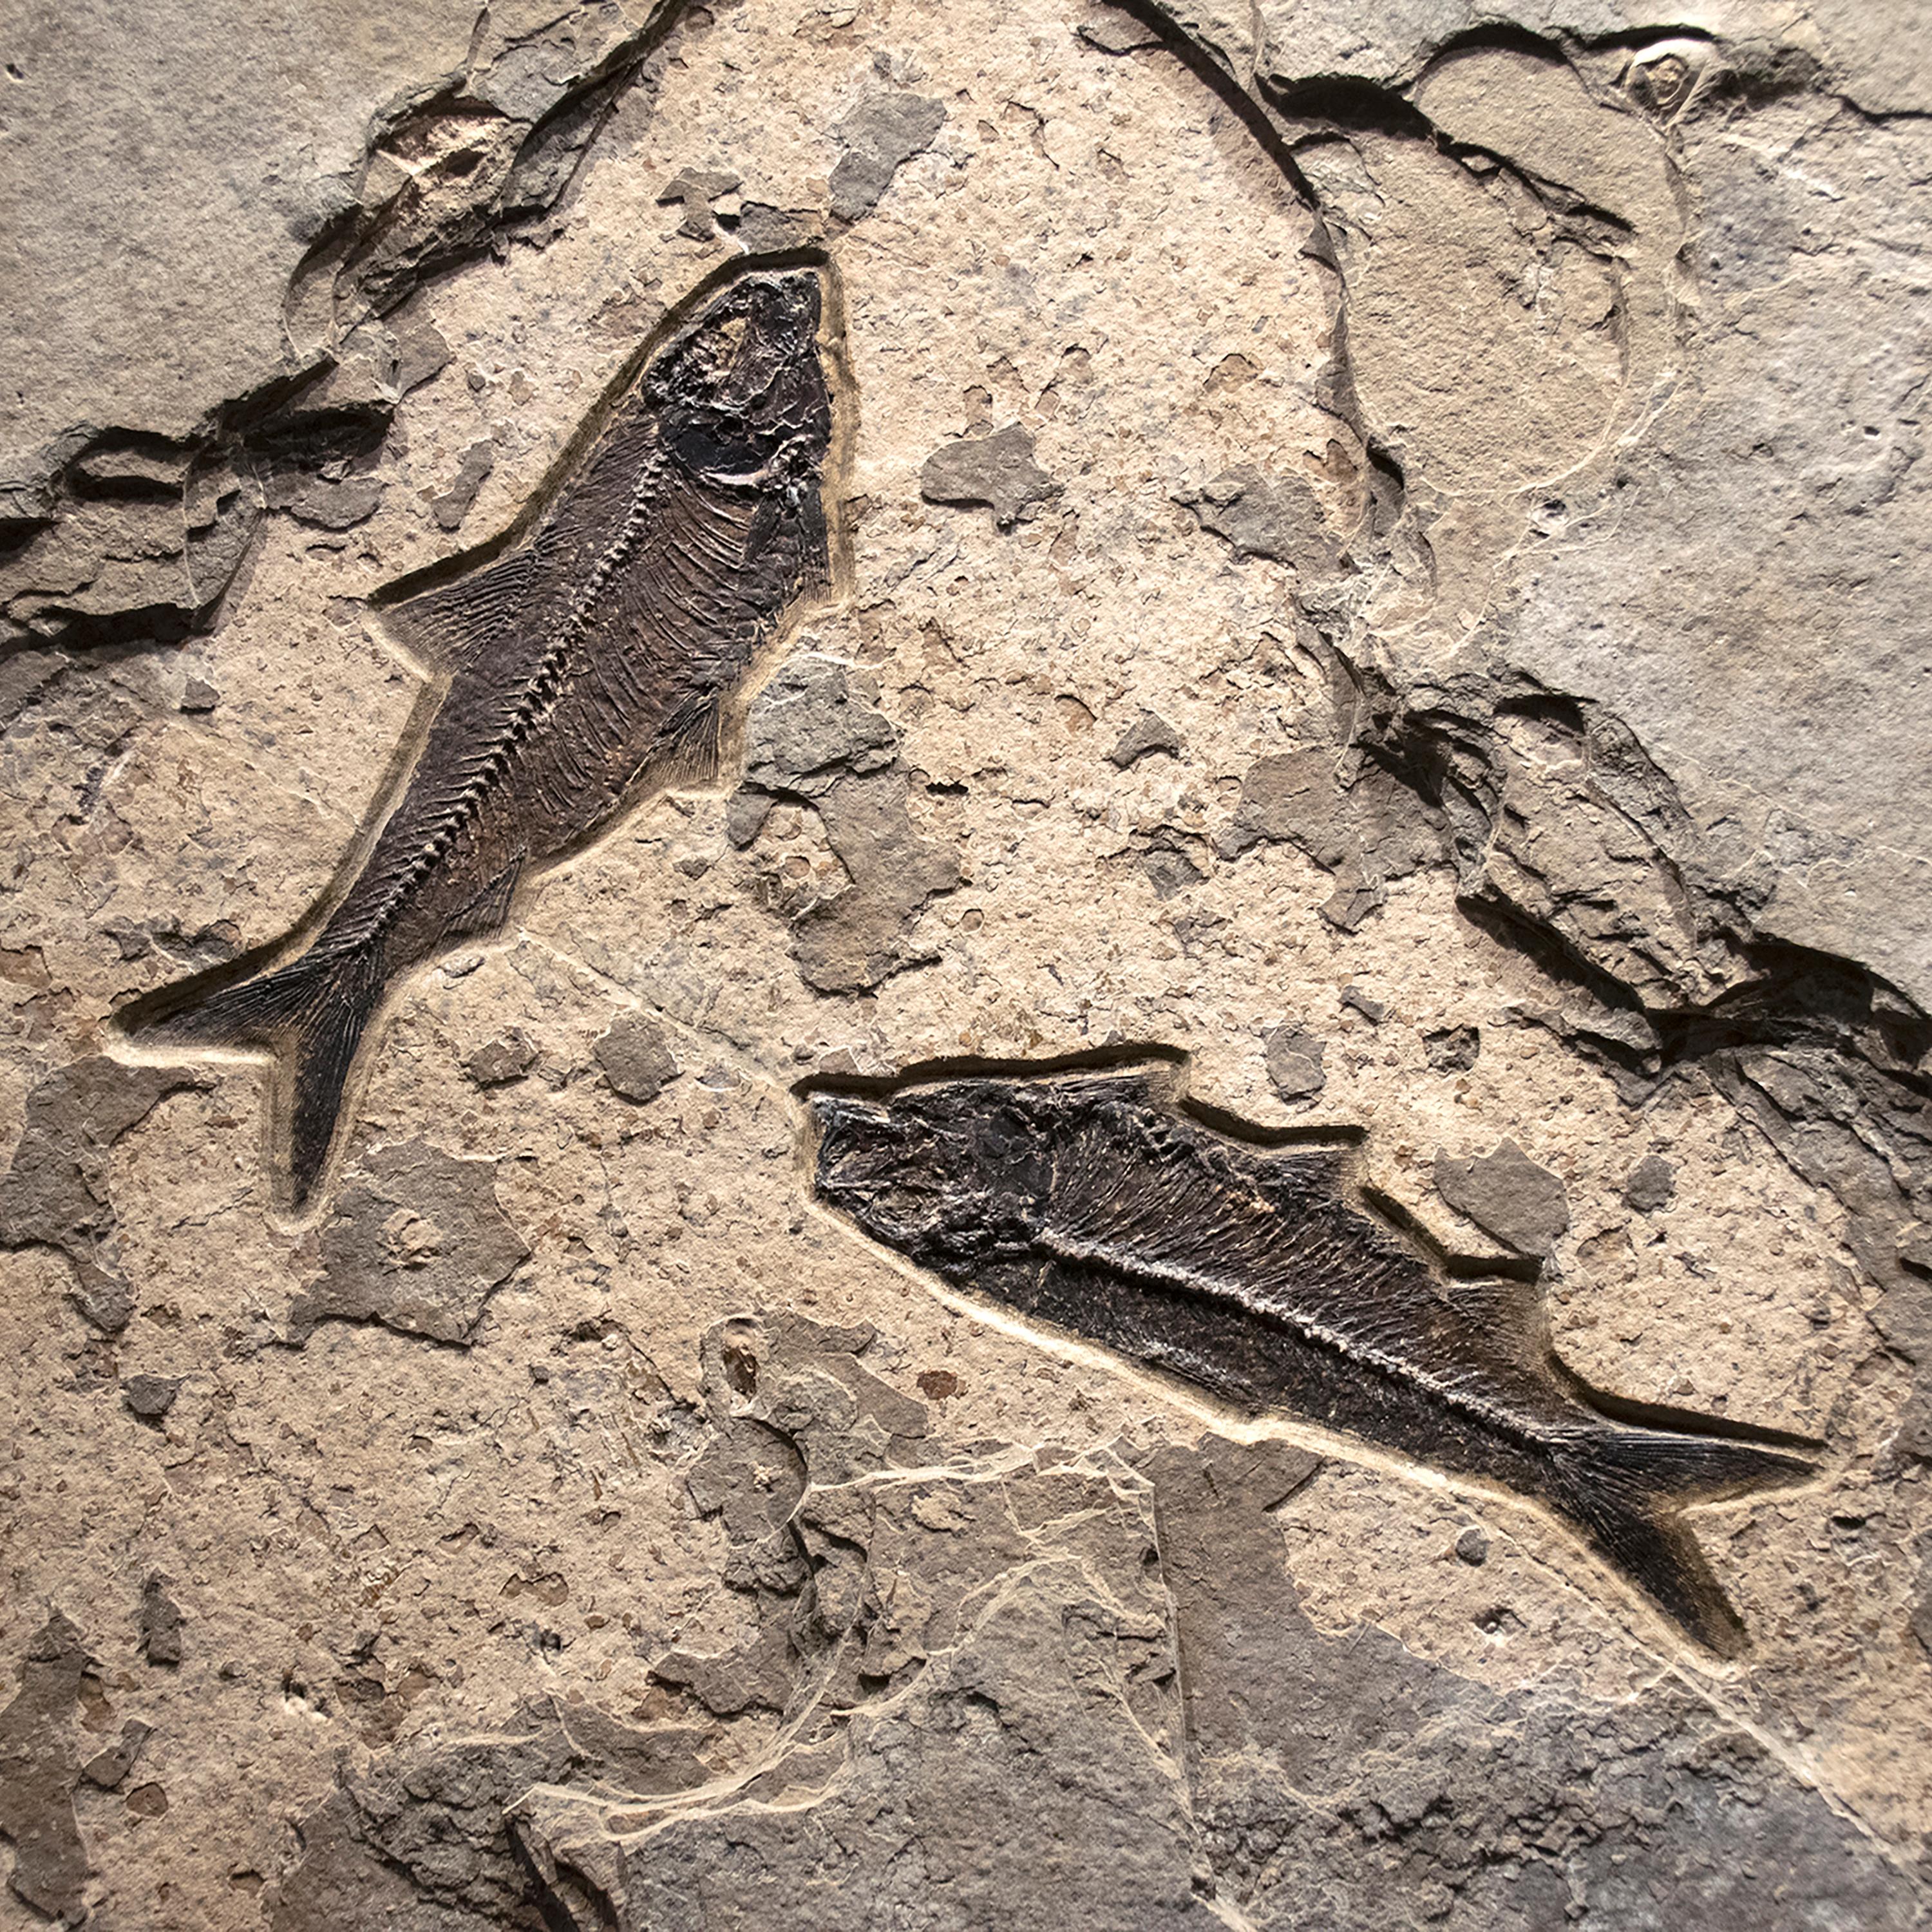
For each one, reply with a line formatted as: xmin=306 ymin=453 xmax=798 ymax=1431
xmin=1544 ymin=1426 xmax=1815 ymax=1656
xmin=129 ymin=945 xmax=388 ymax=1214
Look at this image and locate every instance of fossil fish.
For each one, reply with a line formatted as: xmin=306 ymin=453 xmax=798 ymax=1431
xmin=808 ymin=1062 xmax=1816 ymax=1654
xmin=122 ymin=267 xmax=833 ymax=1210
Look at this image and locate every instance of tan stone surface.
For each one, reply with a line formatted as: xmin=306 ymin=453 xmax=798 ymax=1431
xmin=3 ymin=1 xmax=1929 ymax=1927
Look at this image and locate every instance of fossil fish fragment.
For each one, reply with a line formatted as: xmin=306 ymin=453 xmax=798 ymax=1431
xmin=120 ymin=268 xmax=833 ymax=1210
xmin=808 ymin=1063 xmax=1815 ymax=1654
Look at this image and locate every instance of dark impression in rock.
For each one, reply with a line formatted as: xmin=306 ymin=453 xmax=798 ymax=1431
xmin=117 ymin=265 xmax=834 ymax=1211
xmin=808 ymin=1060 xmax=1815 ymax=1656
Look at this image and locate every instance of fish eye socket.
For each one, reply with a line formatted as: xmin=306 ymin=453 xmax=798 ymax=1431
xmin=706 ymin=315 xmax=750 ymax=367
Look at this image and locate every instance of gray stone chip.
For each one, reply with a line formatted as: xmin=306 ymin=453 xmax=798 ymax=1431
xmin=657 ymin=168 xmax=743 ymax=240
xmin=1140 ymin=843 xmax=1205 ymax=900
xmin=1177 ymin=464 xmax=1340 ymax=569
xmin=595 ymin=1015 xmax=679 ymax=1105
xmin=430 ymin=438 xmax=495 ymax=531
xmin=294 ymin=1139 xmax=529 ymax=1346
xmin=1078 ymin=15 xmax=1162 ymax=55
xmin=1265 ymin=1027 xmax=1327 ymax=1101
xmin=920 ymin=423 xmax=1058 ymax=529
xmin=121 ymin=1374 xmax=181 ymax=1420
xmin=1109 ymin=709 xmax=1184 ymax=768
xmin=82 ymin=1720 xmax=151 ymax=1792
xmin=1624 ymin=1154 xmax=1678 ymax=1215
xmin=1435 ymin=1140 xmax=1571 ymax=1258
xmin=0 ymin=1612 xmax=93 ymax=1920
xmin=1341 ymin=985 xmax=1386 ymax=1024
xmin=139 ymin=1573 xmax=184 ymax=1667
xmin=829 ymin=94 xmax=947 ymax=220
xmin=466 ymin=1027 xmax=538 ymax=1086
xmin=743 ymin=654 xmax=900 ymax=798
xmin=791 ymin=770 xmax=962 ymax=993
xmin=0 ymin=1056 xmax=210 ymax=1333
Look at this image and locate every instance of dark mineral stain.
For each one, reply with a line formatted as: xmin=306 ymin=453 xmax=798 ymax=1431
xmin=1423 ymin=1023 xmax=1481 ymax=1073
xmin=138 ymin=1574 xmax=184 ymax=1668
xmin=117 ymin=267 xmax=833 ymax=1211
xmin=0 ymin=1612 xmax=93 ymax=1922
xmin=808 ymin=1060 xmax=1815 ymax=1654
xmin=0 ymin=1056 xmax=209 ymax=1332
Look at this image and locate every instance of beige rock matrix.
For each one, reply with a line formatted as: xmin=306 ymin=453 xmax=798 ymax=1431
xmin=2 ymin=1 xmax=1929 ymax=1927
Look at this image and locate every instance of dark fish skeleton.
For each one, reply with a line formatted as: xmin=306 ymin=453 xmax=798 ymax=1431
xmin=808 ymin=1062 xmax=1816 ymax=1654
xmin=122 ymin=267 xmax=833 ymax=1209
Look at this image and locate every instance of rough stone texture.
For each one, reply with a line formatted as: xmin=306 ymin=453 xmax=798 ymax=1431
xmin=1153 ymin=1436 xmax=1925 ymax=1932
xmin=4 ymin=0 xmax=1932 ymax=1924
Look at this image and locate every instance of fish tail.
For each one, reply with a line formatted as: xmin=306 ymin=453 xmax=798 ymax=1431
xmin=1545 ymin=1426 xmax=1815 ymax=1656
xmin=146 ymin=943 xmax=386 ymax=1211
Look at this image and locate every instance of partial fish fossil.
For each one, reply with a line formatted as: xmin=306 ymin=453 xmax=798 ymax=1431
xmin=808 ymin=1061 xmax=1816 ymax=1654
xmin=120 ymin=266 xmax=833 ymax=1210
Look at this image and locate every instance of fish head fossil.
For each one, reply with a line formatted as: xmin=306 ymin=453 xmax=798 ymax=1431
xmin=651 ymin=269 xmax=831 ymax=497
xmin=809 ymin=1069 xmax=1174 ymax=1265
xmin=810 ymin=1082 xmax=1056 ymax=1264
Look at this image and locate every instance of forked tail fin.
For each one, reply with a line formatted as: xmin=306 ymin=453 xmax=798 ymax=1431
xmin=136 ymin=944 xmax=386 ymax=1211
xmin=1545 ymin=1426 xmax=1815 ymax=1656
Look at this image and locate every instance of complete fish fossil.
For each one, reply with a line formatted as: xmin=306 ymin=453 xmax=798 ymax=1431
xmin=120 ymin=266 xmax=833 ymax=1209
xmin=809 ymin=1061 xmax=1816 ymax=1654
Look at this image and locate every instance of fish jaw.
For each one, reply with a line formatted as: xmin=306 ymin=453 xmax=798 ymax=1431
xmin=808 ymin=1088 xmax=1052 ymax=1265
xmin=809 ymin=1092 xmax=960 ymax=1254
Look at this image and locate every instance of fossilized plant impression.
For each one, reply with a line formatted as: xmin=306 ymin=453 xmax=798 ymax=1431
xmin=116 ymin=266 xmax=834 ymax=1209
xmin=810 ymin=1061 xmax=1817 ymax=1654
